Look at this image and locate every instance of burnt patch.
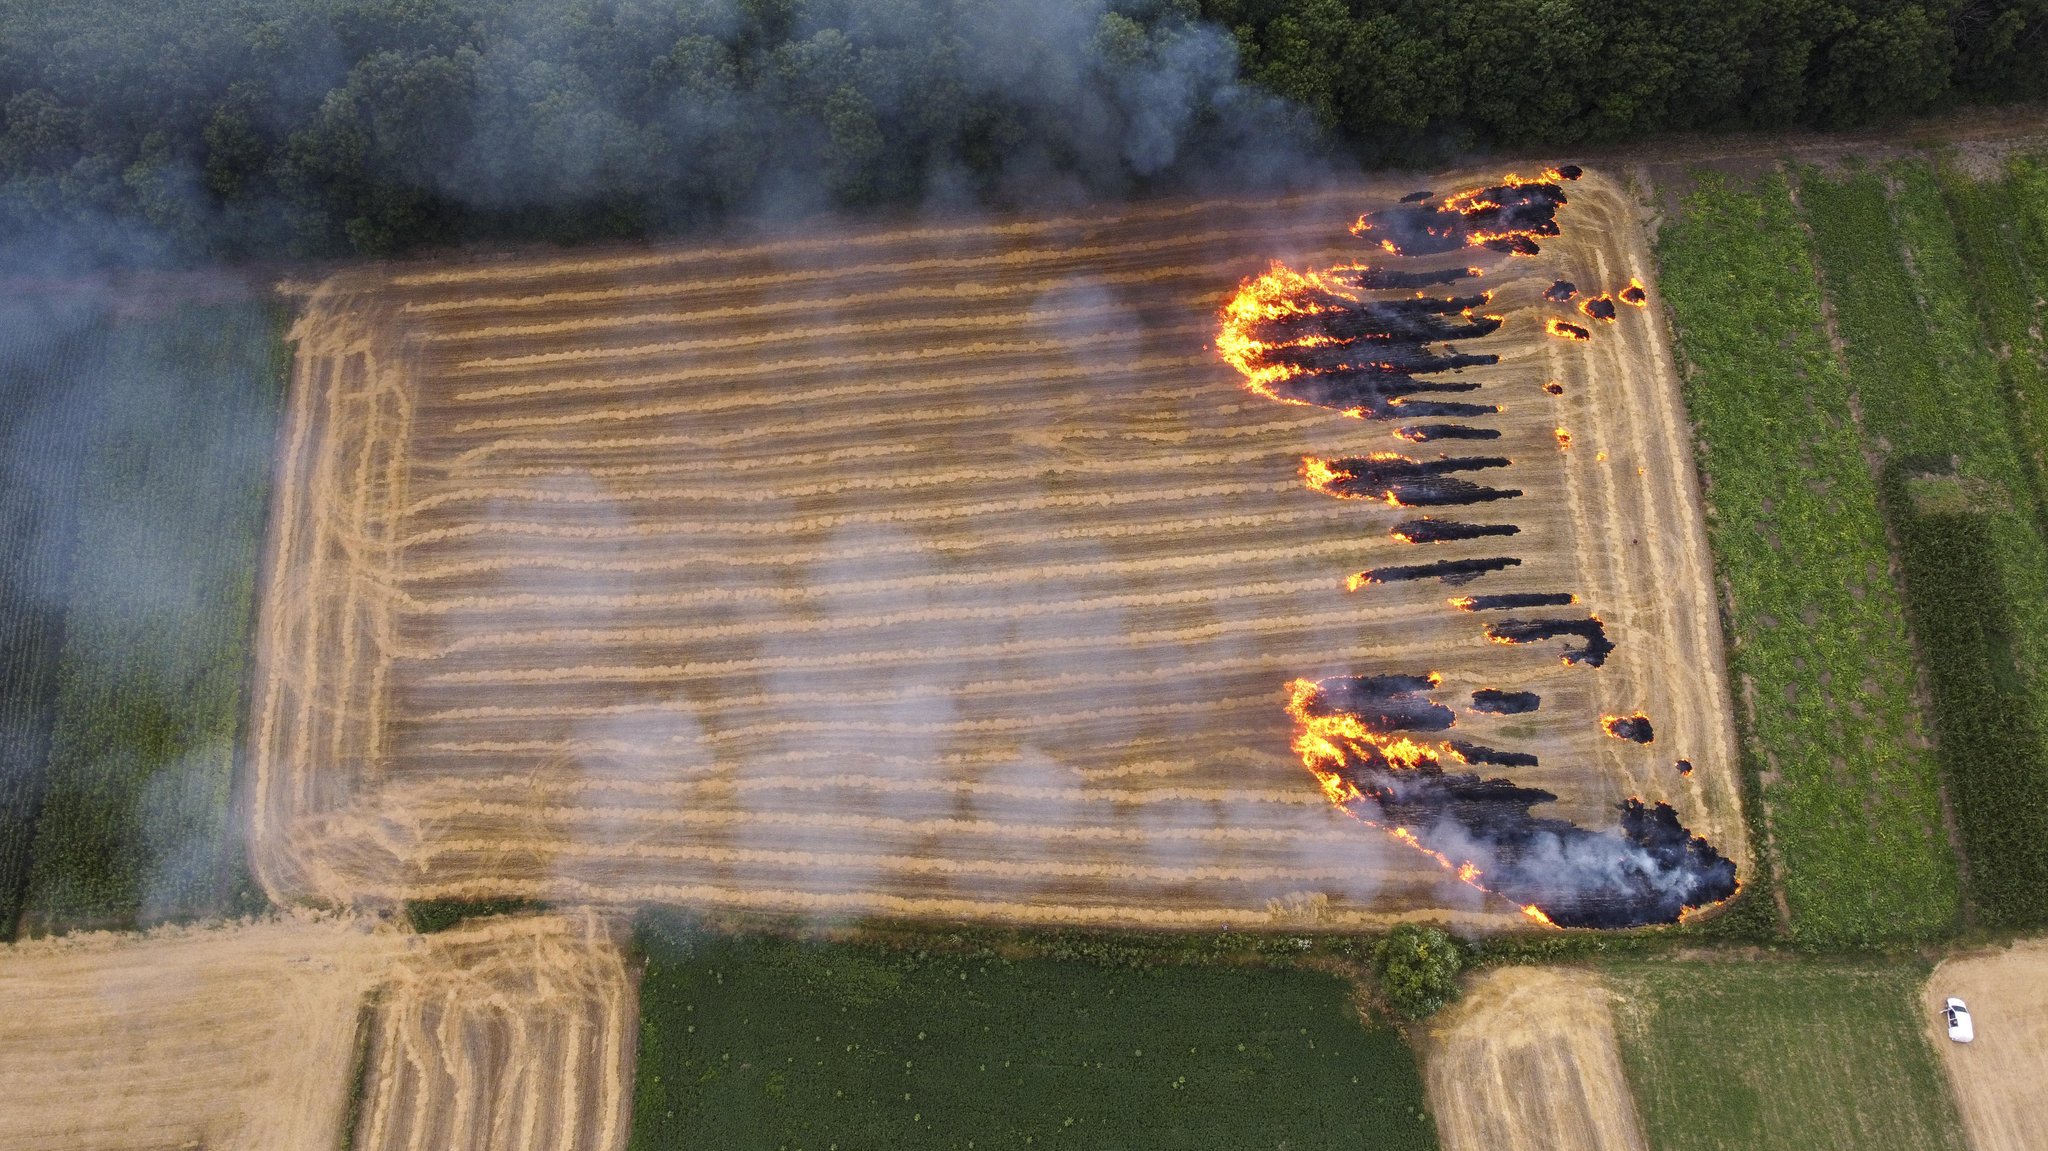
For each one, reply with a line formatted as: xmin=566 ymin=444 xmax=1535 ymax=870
xmin=1546 ymin=318 xmax=1591 ymax=341
xmin=1449 ymin=592 xmax=1577 ymax=611
xmin=1619 ymin=279 xmax=1648 ymax=306
xmin=1485 ymin=616 xmax=1614 ymax=667
xmin=1448 ymin=741 xmax=1539 ymax=767
xmin=1395 ymin=423 xmax=1502 ymax=443
xmin=1305 ymin=454 xmax=1522 ymax=507
xmin=1602 ymin=713 xmax=1654 ymax=743
xmin=1392 ymin=518 xmax=1519 ymax=544
xmin=1350 ymin=556 xmax=1521 ymax=587
xmin=1305 ymin=673 xmax=1453 ymax=732
xmin=1675 ymin=759 xmax=1694 ymax=776
xmin=1543 ymin=381 xmax=1564 ymax=396
xmin=1543 ymin=280 xmax=1577 ymax=302
xmin=1294 ymin=673 xmax=1738 ymax=928
xmin=1579 ymin=295 xmax=1617 ymax=322
xmin=1353 ymin=171 xmax=1578 ymax=257
xmin=1470 ymin=688 xmax=1540 ymax=715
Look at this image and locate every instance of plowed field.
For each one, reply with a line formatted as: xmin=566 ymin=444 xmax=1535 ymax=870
xmin=247 ymin=171 xmax=1744 ymax=927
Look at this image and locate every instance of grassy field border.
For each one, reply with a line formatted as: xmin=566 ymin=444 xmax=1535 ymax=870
xmin=1652 ymin=169 xmax=1960 ymax=946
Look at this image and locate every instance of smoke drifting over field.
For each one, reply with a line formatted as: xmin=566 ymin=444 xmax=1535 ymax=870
xmin=0 ymin=0 xmax=1332 ymax=275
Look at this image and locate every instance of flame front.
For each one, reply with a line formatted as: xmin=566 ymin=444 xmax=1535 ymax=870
xmin=1216 ymin=263 xmax=1350 ymax=403
xmin=1546 ymin=318 xmax=1591 ymax=341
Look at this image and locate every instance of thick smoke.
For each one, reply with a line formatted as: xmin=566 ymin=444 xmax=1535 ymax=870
xmin=1297 ymin=675 xmax=1738 ymax=928
xmin=0 ymin=0 xmax=1334 ymax=272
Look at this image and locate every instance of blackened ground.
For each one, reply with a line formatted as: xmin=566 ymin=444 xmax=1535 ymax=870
xmin=1400 ymin=190 xmax=1432 ymax=203
xmin=1579 ymin=296 xmax=1617 ymax=322
xmin=1548 ymin=319 xmax=1591 ymax=340
xmin=1544 ymin=280 xmax=1577 ymax=302
xmin=1675 ymin=759 xmax=1694 ymax=776
xmin=1485 ymin=617 xmax=1615 ymax=667
xmin=1305 ymin=674 xmax=1453 ymax=732
xmin=1449 ymin=741 xmax=1540 ymax=767
xmin=1265 ymin=339 xmax=1498 ymax=377
xmin=1355 ymin=556 xmax=1521 ymax=585
xmin=1470 ymin=688 xmax=1540 ymax=715
xmin=1319 ymin=454 xmax=1522 ymax=507
xmin=1452 ymin=592 xmax=1577 ymax=611
xmin=1543 ymin=381 xmax=1565 ymax=396
xmin=1619 ymin=282 xmax=1648 ymax=305
xmin=1338 ymin=264 xmax=1471 ymax=290
xmin=1602 ymin=713 xmax=1655 ymax=743
xmin=1395 ymin=424 xmax=1501 ymax=442
xmin=1393 ymin=518 xmax=1519 ymax=544
xmin=1268 ymin=372 xmax=1496 ymax=420
xmin=1355 ymin=175 xmax=1576 ymax=257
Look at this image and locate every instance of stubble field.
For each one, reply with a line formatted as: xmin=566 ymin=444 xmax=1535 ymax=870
xmin=246 ymin=171 xmax=1744 ymax=929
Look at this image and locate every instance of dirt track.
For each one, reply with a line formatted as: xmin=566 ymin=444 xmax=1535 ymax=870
xmin=1421 ymin=965 xmax=1648 ymax=1151
xmin=0 ymin=915 xmax=401 ymax=1151
xmin=1924 ymin=940 xmax=2048 ymax=1151
xmin=245 ymin=171 xmax=1744 ymax=928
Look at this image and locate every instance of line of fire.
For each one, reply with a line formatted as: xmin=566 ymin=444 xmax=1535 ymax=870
xmin=1213 ymin=167 xmax=1738 ymax=928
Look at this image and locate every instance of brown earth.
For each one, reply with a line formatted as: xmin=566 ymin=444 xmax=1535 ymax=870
xmin=1420 ymin=965 xmax=1648 ymax=1151
xmin=1924 ymin=939 xmax=2048 ymax=1151
xmin=245 ymin=169 xmax=1745 ymax=929
xmin=351 ymin=912 xmax=634 ymax=1151
xmin=0 ymin=914 xmax=402 ymax=1151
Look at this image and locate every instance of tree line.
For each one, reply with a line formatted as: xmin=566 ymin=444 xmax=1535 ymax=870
xmin=0 ymin=0 xmax=2041 ymax=267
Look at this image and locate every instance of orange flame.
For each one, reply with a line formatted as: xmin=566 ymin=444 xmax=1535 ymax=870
xmin=1215 ymin=263 xmax=1353 ymax=404
xmin=1554 ymin=427 xmax=1572 ymax=451
xmin=1546 ymin=318 xmax=1591 ymax=341
xmin=1284 ymin=678 xmax=1560 ymax=927
xmin=1619 ymin=277 xmax=1649 ymax=306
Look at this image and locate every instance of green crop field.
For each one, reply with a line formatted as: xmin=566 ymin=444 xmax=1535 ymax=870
xmin=630 ymin=922 xmax=1437 ymax=1151
xmin=0 ymin=293 xmax=284 ymax=936
xmin=1606 ymin=957 xmax=1963 ymax=1151
xmin=1654 ymin=172 xmax=1959 ymax=946
xmin=1800 ymin=159 xmax=2048 ymax=926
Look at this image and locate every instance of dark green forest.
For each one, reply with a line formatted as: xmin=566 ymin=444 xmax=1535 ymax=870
xmin=1 ymin=0 xmax=2043 ymax=264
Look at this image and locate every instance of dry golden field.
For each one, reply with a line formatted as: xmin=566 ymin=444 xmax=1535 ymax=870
xmin=351 ymin=912 xmax=634 ymax=1151
xmin=0 ymin=914 xmax=402 ymax=1151
xmin=247 ymin=170 xmax=1745 ymax=928
xmin=1421 ymin=965 xmax=1647 ymax=1151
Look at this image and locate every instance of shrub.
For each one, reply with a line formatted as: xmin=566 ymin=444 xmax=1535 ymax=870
xmin=1371 ymin=924 xmax=1463 ymax=1019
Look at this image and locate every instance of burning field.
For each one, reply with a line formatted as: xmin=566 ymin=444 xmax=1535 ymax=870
xmin=248 ymin=169 xmax=1745 ymax=929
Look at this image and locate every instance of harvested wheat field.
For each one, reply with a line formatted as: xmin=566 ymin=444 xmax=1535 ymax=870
xmin=248 ymin=168 xmax=1744 ymax=929
xmin=351 ymin=912 xmax=634 ymax=1151
xmin=0 ymin=914 xmax=402 ymax=1151
xmin=1924 ymin=940 xmax=2048 ymax=1151
xmin=1420 ymin=965 xmax=1647 ymax=1151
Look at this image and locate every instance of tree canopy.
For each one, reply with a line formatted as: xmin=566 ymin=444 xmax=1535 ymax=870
xmin=0 ymin=0 xmax=2040 ymax=266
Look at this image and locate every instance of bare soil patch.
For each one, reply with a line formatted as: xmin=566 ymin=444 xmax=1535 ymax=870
xmin=1924 ymin=940 xmax=2048 ymax=1151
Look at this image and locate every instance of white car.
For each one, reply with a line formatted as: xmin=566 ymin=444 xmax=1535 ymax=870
xmin=1944 ymin=997 xmax=1974 ymax=1043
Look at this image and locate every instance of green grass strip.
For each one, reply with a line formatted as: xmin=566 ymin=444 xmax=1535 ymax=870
xmin=1607 ymin=957 xmax=1964 ymax=1151
xmin=20 ymin=302 xmax=286 ymax=931
xmin=1801 ymin=161 xmax=2048 ymax=926
xmin=629 ymin=922 xmax=1437 ymax=1151
xmin=1653 ymin=171 xmax=1957 ymax=945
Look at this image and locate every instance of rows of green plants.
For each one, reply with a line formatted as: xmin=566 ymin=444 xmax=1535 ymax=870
xmin=629 ymin=915 xmax=1437 ymax=1151
xmin=1605 ymin=956 xmax=1964 ymax=1151
xmin=1652 ymin=172 xmax=1959 ymax=946
xmin=1799 ymin=161 xmax=2048 ymax=926
xmin=3 ymin=300 xmax=285 ymax=933
xmin=0 ymin=312 xmax=108 ymax=939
